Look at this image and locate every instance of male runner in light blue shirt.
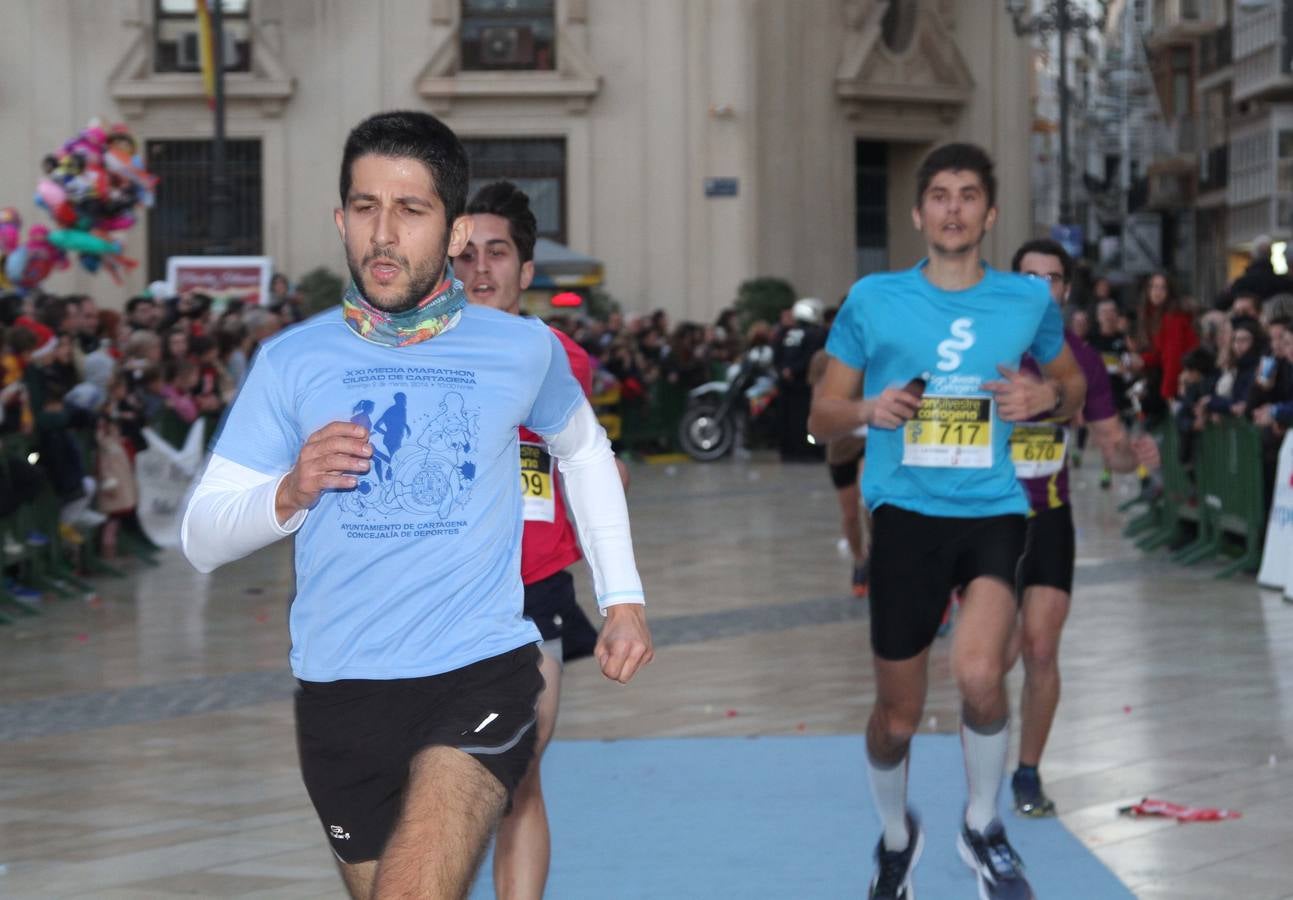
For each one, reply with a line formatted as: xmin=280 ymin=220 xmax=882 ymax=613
xmin=182 ymin=111 xmax=652 ymax=899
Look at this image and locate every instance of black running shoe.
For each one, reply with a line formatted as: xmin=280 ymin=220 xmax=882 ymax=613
xmin=1011 ymin=768 xmax=1057 ymax=818
xmin=868 ymin=812 xmax=923 ymax=899
xmin=958 ymin=819 xmax=1034 ymax=900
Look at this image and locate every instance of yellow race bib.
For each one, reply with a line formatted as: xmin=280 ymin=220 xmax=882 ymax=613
xmin=902 ymin=395 xmax=994 ymax=469
xmin=1010 ymin=422 xmax=1069 ymax=479
xmin=519 ymin=441 xmax=555 ymax=522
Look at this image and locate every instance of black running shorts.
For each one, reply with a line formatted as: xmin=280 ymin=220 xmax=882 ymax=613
xmin=1017 ymin=504 xmax=1076 ymax=594
xmin=869 ymin=505 xmax=1027 ymax=661
xmin=524 ymin=569 xmax=598 ymax=662
xmin=295 ymin=644 xmax=544 ymax=863
xmin=829 ymin=456 xmax=862 ymax=490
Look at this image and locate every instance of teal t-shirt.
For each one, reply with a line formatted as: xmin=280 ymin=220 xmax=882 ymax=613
xmin=212 ymin=304 xmax=583 ymax=682
xmin=825 ymin=261 xmax=1064 ymax=518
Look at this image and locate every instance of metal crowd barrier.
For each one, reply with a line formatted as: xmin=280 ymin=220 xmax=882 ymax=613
xmin=1125 ymin=419 xmax=1266 ymax=577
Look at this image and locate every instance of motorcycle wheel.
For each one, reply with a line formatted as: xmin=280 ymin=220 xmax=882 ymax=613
xmin=678 ymin=402 xmax=736 ymax=461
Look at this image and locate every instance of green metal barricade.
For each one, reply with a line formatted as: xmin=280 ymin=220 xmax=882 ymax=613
xmin=1211 ymin=419 xmax=1265 ymax=577
xmin=619 ymin=380 xmax=686 ymax=455
xmin=1167 ymin=425 xmax=1221 ymax=562
xmin=1133 ymin=425 xmax=1199 ymax=551
xmin=1146 ymin=420 xmax=1265 ymax=577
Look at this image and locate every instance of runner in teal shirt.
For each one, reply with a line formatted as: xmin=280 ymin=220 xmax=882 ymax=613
xmin=827 ymin=260 xmax=1064 ymax=519
xmin=811 ymin=143 xmax=1086 ymax=900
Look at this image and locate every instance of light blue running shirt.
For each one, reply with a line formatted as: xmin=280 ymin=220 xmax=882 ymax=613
xmin=212 ymin=304 xmax=584 ymax=682
xmin=826 ymin=261 xmax=1064 ymax=518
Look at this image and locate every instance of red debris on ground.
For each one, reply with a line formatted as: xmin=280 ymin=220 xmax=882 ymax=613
xmin=1118 ymin=798 xmax=1242 ymax=823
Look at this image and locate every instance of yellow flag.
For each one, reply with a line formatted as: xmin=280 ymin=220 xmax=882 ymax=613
xmin=195 ymin=0 xmax=216 ymax=108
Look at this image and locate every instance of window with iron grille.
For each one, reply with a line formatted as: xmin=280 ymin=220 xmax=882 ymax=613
xmin=154 ymin=0 xmax=252 ymax=75
xmin=462 ymin=138 xmax=566 ymax=243
xmin=145 ymin=139 xmax=263 ymax=282
xmin=460 ymin=0 xmax=556 ymax=72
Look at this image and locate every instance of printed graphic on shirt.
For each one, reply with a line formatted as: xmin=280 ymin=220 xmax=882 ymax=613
xmin=904 ymin=319 xmax=995 ymax=468
xmin=334 ymin=367 xmax=482 ymax=538
xmin=936 ymin=317 xmax=976 ymax=372
xmin=519 ymin=441 xmax=555 ymax=523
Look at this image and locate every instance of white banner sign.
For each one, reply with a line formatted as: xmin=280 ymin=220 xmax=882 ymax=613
xmin=1259 ymin=432 xmax=1293 ymax=589
xmin=135 ymin=420 xmax=207 ymax=549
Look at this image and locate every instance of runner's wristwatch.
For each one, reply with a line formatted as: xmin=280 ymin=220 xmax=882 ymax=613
xmin=1047 ymin=379 xmax=1064 ymax=415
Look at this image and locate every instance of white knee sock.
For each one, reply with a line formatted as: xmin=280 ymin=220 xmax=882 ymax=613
xmin=962 ymin=717 xmax=1008 ymax=832
xmin=867 ymin=751 xmax=910 ymax=852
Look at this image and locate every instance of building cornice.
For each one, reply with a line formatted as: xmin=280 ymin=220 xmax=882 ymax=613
xmin=416 ymin=1 xmax=601 ymax=115
xmin=108 ymin=19 xmax=294 ymax=119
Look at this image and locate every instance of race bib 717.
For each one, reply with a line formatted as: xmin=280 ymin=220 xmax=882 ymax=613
xmin=902 ymin=395 xmax=993 ymax=469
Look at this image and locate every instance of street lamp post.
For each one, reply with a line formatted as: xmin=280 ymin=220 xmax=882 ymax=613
xmin=209 ymin=0 xmax=232 ymax=254
xmin=1007 ymin=0 xmax=1108 ymax=226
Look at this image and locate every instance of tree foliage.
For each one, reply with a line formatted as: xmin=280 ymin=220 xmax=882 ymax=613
xmin=734 ymin=276 xmax=796 ymax=328
xmin=297 ymin=267 xmax=346 ymax=316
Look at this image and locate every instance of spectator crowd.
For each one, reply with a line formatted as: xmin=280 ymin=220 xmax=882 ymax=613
xmin=1066 ymin=241 xmax=1293 ymax=521
xmin=0 ymin=277 xmax=301 ymax=573
xmin=6 ymin=248 xmax=1292 ymax=587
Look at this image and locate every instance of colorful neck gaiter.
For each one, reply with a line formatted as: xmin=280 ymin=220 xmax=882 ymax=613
xmin=341 ymin=267 xmax=466 ymax=347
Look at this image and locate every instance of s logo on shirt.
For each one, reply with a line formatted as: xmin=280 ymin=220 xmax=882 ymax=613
xmin=936 ymin=318 xmax=975 ymax=372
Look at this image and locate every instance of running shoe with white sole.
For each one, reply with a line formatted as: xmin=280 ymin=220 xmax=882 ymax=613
xmin=957 ymin=818 xmax=1034 ymax=900
xmin=868 ymin=812 xmax=923 ymax=899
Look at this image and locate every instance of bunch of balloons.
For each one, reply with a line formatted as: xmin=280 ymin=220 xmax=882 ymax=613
xmin=0 ymin=119 xmax=157 ymax=292
xmin=0 ymin=212 xmax=68 ymax=291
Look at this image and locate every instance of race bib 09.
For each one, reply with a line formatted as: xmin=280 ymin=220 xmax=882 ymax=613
xmin=519 ymin=441 xmax=555 ymax=522
xmin=902 ymin=395 xmax=993 ymax=469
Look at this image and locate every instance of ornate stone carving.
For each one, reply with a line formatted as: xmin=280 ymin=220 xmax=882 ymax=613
xmin=835 ymin=0 xmax=973 ymax=137
xmin=431 ymin=0 xmax=453 ymax=26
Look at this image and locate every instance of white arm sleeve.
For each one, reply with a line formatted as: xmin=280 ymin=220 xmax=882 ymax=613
xmin=539 ymin=400 xmax=645 ymax=611
xmin=180 ymin=454 xmax=307 ymax=574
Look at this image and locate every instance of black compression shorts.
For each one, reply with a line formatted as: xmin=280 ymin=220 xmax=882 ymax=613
xmin=829 ymin=456 xmax=862 ymax=490
xmin=1017 ymin=504 xmax=1076 ymax=594
xmin=868 ymin=505 xmax=1027 ymax=660
xmin=524 ymin=569 xmax=598 ymax=662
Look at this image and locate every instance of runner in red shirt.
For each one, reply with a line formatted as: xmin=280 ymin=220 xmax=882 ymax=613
xmin=455 ymin=180 xmax=629 ymax=900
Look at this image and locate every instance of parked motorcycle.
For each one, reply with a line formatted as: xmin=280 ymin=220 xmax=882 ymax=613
xmin=677 ymin=345 xmax=778 ymax=461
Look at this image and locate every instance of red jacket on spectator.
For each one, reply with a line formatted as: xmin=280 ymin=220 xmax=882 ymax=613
xmin=1141 ymin=310 xmax=1198 ymax=401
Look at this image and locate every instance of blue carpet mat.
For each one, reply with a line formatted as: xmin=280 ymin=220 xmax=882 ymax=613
xmin=470 ymin=734 xmax=1132 ymax=899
